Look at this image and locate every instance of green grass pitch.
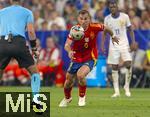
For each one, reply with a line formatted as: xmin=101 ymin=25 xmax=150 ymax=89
xmin=0 ymin=87 xmax=150 ymax=117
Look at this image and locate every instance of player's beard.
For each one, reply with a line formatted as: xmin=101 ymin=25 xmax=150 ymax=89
xmin=82 ymin=23 xmax=89 ymax=30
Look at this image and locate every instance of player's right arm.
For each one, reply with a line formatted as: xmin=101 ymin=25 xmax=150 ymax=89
xmin=64 ymin=37 xmax=75 ymax=59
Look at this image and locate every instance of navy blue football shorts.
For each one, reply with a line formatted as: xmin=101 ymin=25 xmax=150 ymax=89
xmin=67 ymin=60 xmax=96 ymax=74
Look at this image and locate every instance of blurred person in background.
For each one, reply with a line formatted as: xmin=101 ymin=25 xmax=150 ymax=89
xmin=38 ymin=37 xmax=65 ymax=86
xmin=63 ymin=1 xmax=78 ymax=28
xmin=1 ymin=59 xmax=17 ymax=86
xmin=44 ymin=1 xmax=56 ymax=19
xmin=143 ymin=0 xmax=150 ymax=12
xmin=131 ymin=44 xmax=145 ymax=88
xmin=47 ymin=10 xmax=66 ymax=30
xmin=41 ymin=20 xmax=48 ymax=31
xmin=82 ymin=1 xmax=96 ymax=19
xmin=142 ymin=44 xmax=150 ymax=87
xmin=66 ymin=14 xmax=77 ymax=30
xmin=94 ymin=9 xmax=104 ymax=23
xmin=128 ymin=9 xmax=141 ymax=30
xmin=140 ymin=10 xmax=150 ymax=30
xmin=131 ymin=0 xmax=142 ymax=17
xmin=1 ymin=58 xmax=35 ymax=86
xmin=55 ymin=0 xmax=67 ymax=16
xmin=33 ymin=9 xmax=44 ymax=30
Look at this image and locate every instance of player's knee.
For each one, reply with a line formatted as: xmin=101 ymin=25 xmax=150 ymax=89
xmin=77 ymin=73 xmax=85 ymax=80
xmin=112 ymin=65 xmax=119 ymax=71
xmin=124 ymin=61 xmax=131 ymax=69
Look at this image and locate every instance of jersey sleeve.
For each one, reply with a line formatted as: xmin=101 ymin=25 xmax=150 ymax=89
xmin=90 ymin=23 xmax=105 ymax=31
xmin=104 ymin=17 xmax=107 ymax=26
xmin=27 ymin=10 xmax=34 ymax=24
xmin=126 ymin=14 xmax=131 ymax=27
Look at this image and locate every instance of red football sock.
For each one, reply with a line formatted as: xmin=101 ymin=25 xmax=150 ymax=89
xmin=64 ymin=87 xmax=72 ymax=99
xmin=78 ymin=84 xmax=86 ymax=97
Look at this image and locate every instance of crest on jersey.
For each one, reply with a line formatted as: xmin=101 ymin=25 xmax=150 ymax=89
xmin=90 ymin=32 xmax=95 ymax=39
xmin=119 ymin=20 xmax=125 ymax=27
xmin=84 ymin=37 xmax=89 ymax=42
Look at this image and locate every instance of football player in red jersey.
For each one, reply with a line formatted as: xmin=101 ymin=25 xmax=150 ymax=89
xmin=59 ymin=10 xmax=119 ymax=107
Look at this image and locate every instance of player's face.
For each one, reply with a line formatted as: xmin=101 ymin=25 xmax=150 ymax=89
xmin=77 ymin=13 xmax=91 ymax=30
xmin=109 ymin=3 xmax=118 ymax=15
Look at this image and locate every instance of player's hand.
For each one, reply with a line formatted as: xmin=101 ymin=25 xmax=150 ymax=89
xmin=68 ymin=51 xmax=75 ymax=59
xmin=112 ymin=36 xmax=119 ymax=45
xmin=130 ymin=41 xmax=138 ymax=52
xmin=32 ymin=47 xmax=39 ymax=61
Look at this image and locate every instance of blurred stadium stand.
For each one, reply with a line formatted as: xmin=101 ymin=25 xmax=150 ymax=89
xmin=0 ymin=0 xmax=149 ymax=87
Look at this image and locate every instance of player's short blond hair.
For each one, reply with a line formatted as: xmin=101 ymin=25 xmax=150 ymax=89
xmin=78 ymin=10 xmax=91 ymax=19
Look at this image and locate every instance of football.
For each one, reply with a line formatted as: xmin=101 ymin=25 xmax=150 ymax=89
xmin=70 ymin=25 xmax=84 ymax=40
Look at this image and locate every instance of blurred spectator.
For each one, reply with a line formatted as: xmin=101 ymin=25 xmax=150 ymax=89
xmin=94 ymin=9 xmax=104 ymax=23
xmin=0 ymin=0 xmax=149 ymax=30
xmin=140 ymin=10 xmax=150 ymax=30
xmin=41 ymin=20 xmax=48 ymax=31
xmin=121 ymin=0 xmax=130 ymax=13
xmin=44 ymin=1 xmax=56 ymax=19
xmin=131 ymin=46 xmax=146 ymax=87
xmin=38 ymin=37 xmax=65 ymax=87
xmin=1 ymin=59 xmax=30 ymax=86
xmin=63 ymin=0 xmax=78 ymax=28
xmin=94 ymin=0 xmax=106 ymax=22
xmin=143 ymin=0 xmax=150 ymax=11
xmin=128 ymin=9 xmax=141 ymax=29
xmin=82 ymin=1 xmax=96 ymax=19
xmin=33 ymin=9 xmax=44 ymax=30
xmin=142 ymin=47 xmax=150 ymax=87
xmin=47 ymin=10 xmax=66 ymax=30
xmin=66 ymin=14 xmax=77 ymax=30
xmin=56 ymin=0 xmax=67 ymax=15
xmin=131 ymin=0 xmax=142 ymax=17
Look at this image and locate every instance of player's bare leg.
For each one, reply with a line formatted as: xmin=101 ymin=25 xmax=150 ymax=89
xmin=111 ymin=65 xmax=120 ymax=98
xmin=124 ymin=61 xmax=132 ymax=97
xmin=77 ymin=65 xmax=90 ymax=106
xmin=59 ymin=73 xmax=75 ymax=107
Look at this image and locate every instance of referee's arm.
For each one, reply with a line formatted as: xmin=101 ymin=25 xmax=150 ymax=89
xmin=27 ymin=23 xmax=36 ymax=41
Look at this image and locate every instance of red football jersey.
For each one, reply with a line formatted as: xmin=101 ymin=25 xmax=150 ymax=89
xmin=68 ymin=23 xmax=104 ymax=62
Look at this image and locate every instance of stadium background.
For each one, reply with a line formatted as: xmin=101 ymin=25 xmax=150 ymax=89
xmin=0 ymin=0 xmax=149 ymax=88
xmin=0 ymin=0 xmax=149 ymax=117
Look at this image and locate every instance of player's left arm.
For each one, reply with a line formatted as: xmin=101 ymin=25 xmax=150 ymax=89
xmin=103 ymin=25 xmax=119 ymax=45
xmin=127 ymin=26 xmax=138 ymax=51
xmin=126 ymin=13 xmax=138 ymax=51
